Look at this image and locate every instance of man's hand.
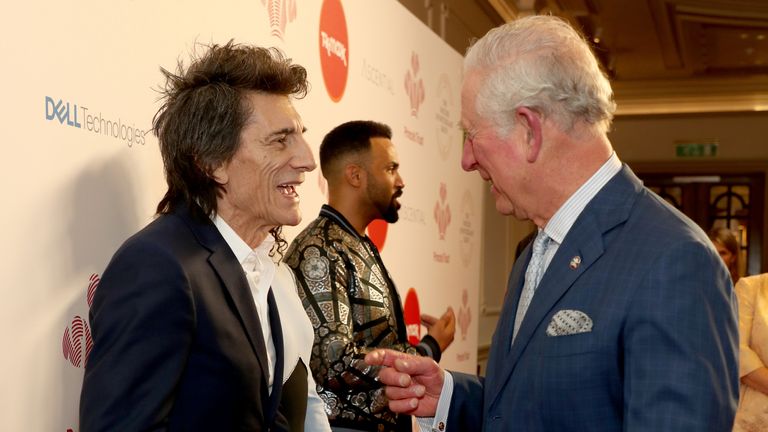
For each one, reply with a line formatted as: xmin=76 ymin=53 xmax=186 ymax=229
xmin=422 ymin=307 xmax=456 ymax=352
xmin=365 ymin=349 xmax=445 ymax=417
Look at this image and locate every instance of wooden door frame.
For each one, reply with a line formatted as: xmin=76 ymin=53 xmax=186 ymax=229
xmin=628 ymin=160 xmax=768 ymax=274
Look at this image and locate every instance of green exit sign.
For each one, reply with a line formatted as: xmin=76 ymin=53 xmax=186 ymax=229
xmin=675 ymin=142 xmax=718 ymax=158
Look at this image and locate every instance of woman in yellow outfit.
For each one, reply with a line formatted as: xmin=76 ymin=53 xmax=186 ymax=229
xmin=734 ymin=274 xmax=768 ymax=432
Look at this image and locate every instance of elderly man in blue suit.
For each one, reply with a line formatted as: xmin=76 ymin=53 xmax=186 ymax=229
xmin=366 ymin=15 xmax=739 ymax=432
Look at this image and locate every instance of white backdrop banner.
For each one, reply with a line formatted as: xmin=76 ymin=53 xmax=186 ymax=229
xmin=0 ymin=1 xmax=484 ymax=430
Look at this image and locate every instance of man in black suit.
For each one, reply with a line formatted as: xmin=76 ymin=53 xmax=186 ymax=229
xmin=80 ymin=41 xmax=330 ymax=432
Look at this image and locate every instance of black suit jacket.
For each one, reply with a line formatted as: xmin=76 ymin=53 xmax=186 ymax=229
xmin=80 ymin=203 xmax=303 ymax=431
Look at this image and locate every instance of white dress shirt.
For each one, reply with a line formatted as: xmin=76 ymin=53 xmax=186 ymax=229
xmin=419 ymin=152 xmax=623 ymax=432
xmin=213 ymin=216 xmax=331 ymax=432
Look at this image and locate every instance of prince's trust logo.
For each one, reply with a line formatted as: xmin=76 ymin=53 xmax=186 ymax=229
xmin=457 ymin=288 xmax=472 ymax=341
xmin=261 ymin=0 xmax=297 ymax=40
xmin=433 ymin=183 xmax=451 ymax=264
xmin=404 ymin=52 xmax=425 ymax=117
xmin=403 ymin=52 xmax=426 ymax=146
xmin=434 ymin=182 xmax=451 ymax=240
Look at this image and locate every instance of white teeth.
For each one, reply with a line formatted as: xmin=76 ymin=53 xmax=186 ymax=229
xmin=278 ymin=184 xmax=297 ymax=196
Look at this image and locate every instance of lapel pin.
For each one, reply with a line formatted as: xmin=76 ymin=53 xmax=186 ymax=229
xmin=569 ymin=256 xmax=581 ymax=270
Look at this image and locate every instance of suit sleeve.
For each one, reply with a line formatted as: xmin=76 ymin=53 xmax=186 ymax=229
xmin=736 ymin=276 xmax=765 ymax=378
xmin=623 ymin=239 xmax=739 ymax=431
xmin=79 ymin=239 xmax=195 ymax=432
xmin=289 ymin=242 xmax=419 ymax=394
xmin=446 ymin=372 xmax=485 ymax=431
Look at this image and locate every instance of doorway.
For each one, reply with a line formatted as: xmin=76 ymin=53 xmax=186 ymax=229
xmin=631 ymin=162 xmax=768 ymax=276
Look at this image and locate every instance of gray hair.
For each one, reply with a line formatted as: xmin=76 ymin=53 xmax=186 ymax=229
xmin=464 ymin=15 xmax=616 ymax=135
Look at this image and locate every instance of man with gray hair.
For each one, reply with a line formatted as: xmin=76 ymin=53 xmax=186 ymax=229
xmin=366 ymin=15 xmax=738 ymax=431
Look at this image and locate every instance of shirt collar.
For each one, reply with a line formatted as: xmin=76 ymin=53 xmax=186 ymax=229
xmin=212 ymin=215 xmax=275 ymax=268
xmin=544 ymin=152 xmax=622 ymax=244
xmin=320 ymin=204 xmax=364 ymax=239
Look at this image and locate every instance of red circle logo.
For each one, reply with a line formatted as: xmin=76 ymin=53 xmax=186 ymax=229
xmin=318 ymin=0 xmax=349 ymax=102
xmin=366 ymin=219 xmax=388 ymax=252
xmin=403 ymin=288 xmax=422 ymax=346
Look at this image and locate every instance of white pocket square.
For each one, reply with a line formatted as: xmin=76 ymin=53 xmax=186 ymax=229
xmin=546 ymin=309 xmax=593 ymax=336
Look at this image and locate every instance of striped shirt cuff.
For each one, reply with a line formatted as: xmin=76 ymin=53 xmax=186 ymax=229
xmin=415 ymin=371 xmax=453 ymax=432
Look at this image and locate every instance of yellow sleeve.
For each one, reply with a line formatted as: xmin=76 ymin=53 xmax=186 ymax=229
xmin=737 ymin=275 xmax=766 ymax=377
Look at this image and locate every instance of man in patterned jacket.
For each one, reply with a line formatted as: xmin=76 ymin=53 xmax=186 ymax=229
xmin=286 ymin=120 xmax=456 ymax=432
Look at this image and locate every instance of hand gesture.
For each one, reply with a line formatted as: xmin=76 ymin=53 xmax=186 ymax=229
xmin=365 ymin=349 xmax=445 ymax=417
xmin=422 ymin=307 xmax=456 ymax=352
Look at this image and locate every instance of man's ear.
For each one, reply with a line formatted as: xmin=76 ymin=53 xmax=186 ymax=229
xmin=516 ymin=106 xmax=543 ymax=163
xmin=344 ymin=163 xmax=364 ymax=188
xmin=211 ymin=162 xmax=229 ymax=185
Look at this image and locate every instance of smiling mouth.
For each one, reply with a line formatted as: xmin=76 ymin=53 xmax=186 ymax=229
xmin=277 ymin=183 xmax=299 ymax=197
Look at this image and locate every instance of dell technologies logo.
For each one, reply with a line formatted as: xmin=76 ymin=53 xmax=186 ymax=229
xmin=45 ymin=95 xmax=148 ymax=147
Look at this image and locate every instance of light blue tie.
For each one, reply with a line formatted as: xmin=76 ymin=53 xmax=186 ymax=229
xmin=512 ymin=230 xmax=551 ymax=341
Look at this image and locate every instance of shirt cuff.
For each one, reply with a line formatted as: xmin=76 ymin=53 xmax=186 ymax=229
xmin=415 ymin=371 xmax=453 ymax=432
xmin=418 ymin=334 xmax=442 ymax=362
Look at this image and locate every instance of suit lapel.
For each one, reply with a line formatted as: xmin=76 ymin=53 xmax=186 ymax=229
xmin=487 ymin=166 xmax=642 ymax=407
xmin=508 ymin=218 xmax=604 ymax=357
xmin=486 ymin=249 xmax=528 ymax=401
xmin=208 ymin=251 xmax=270 ymax=380
xmin=177 ymin=204 xmax=270 ymax=382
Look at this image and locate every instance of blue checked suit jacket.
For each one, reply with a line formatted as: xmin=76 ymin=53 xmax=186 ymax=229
xmin=448 ymin=165 xmax=739 ymax=431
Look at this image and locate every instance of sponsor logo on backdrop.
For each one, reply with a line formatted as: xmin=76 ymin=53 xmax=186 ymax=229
xmin=404 ymin=52 xmax=425 ymax=117
xmin=366 ymin=219 xmax=388 ymax=252
xmin=455 ymin=289 xmax=472 ymax=362
xmin=403 ymin=52 xmax=425 ymax=146
xmin=403 ymin=288 xmax=421 ymax=345
xmin=261 ymin=0 xmax=297 ymax=39
xmin=403 ymin=125 xmax=424 ymax=146
xmin=399 ymin=204 xmax=426 ymax=225
xmin=62 ymin=273 xmax=99 ymax=368
xmin=433 ymin=183 xmax=451 ymax=264
xmin=457 ymin=288 xmax=472 ymax=341
xmin=319 ymin=0 xmax=349 ymax=102
xmin=435 ymin=74 xmax=455 ymax=161
xmin=459 ymin=189 xmax=476 ymax=267
xmin=434 ymin=182 xmax=451 ymax=240
xmin=44 ymin=96 xmax=147 ymax=147
xmin=361 ymin=58 xmax=395 ymax=95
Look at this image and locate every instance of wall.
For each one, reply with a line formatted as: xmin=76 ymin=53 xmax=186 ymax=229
xmin=0 ymin=1 xmax=484 ymax=430
xmin=397 ymin=0 xmax=503 ymax=54
xmin=611 ymin=112 xmax=768 ymax=162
